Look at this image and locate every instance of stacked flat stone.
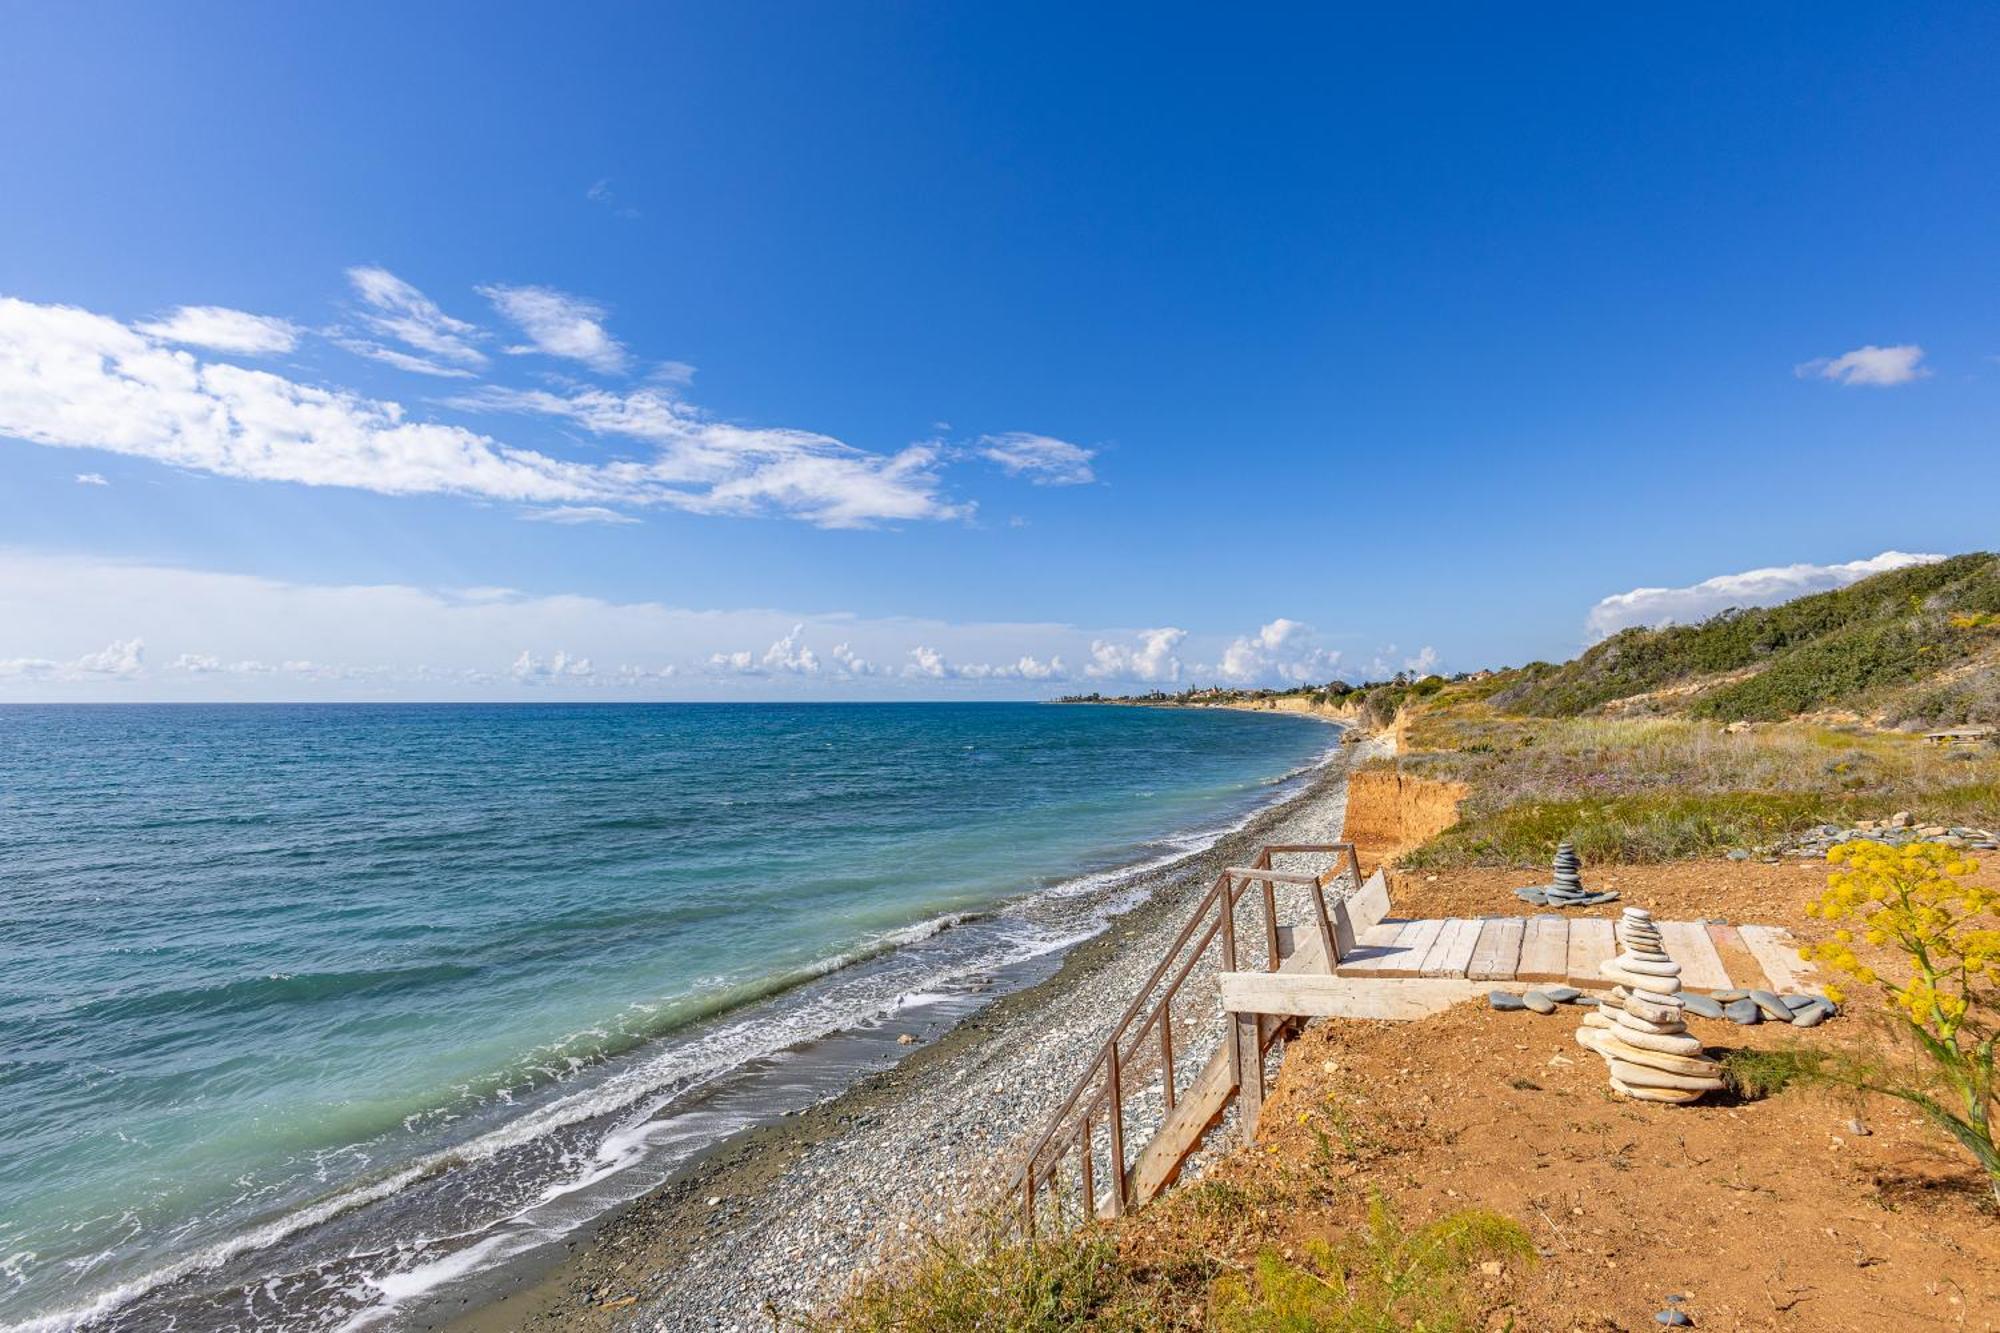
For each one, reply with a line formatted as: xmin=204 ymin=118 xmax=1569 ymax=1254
xmin=1575 ymin=907 xmax=1724 ymax=1104
xmin=1514 ymin=841 xmax=1620 ymax=907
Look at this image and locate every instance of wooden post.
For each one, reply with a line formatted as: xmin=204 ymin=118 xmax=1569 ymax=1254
xmin=1261 ymin=876 xmax=1280 ymax=972
xmin=1103 ymin=1039 xmax=1126 ymax=1216
xmin=1160 ymin=1007 xmax=1176 ymax=1110
xmin=1235 ymin=1010 xmax=1263 ymax=1146
xmin=1220 ymin=875 xmax=1238 ymax=972
xmin=1022 ymin=1160 xmax=1036 ymax=1238
xmin=1077 ymin=1118 xmax=1093 ymax=1220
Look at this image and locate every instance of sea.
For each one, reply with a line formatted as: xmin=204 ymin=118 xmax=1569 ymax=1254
xmin=0 ymin=702 xmax=1336 ymax=1330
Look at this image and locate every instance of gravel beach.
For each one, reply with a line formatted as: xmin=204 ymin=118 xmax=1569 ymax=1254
xmin=444 ymin=727 xmax=1385 ymax=1333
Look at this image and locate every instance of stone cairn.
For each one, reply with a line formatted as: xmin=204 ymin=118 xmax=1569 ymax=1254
xmin=1514 ymin=841 xmax=1619 ymax=908
xmin=1575 ymin=907 xmax=1724 ymax=1104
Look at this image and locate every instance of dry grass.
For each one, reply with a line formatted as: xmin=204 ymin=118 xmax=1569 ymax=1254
xmin=1382 ymin=704 xmax=2000 ymax=867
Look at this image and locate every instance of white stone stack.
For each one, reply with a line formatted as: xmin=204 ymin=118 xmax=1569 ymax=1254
xmin=1575 ymin=907 xmax=1724 ymax=1104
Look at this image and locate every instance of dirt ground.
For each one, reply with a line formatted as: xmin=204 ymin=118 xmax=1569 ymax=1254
xmin=1112 ymin=858 xmax=2000 ymax=1332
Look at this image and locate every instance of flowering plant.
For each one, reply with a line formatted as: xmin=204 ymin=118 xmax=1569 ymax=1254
xmin=1804 ymin=839 xmax=1998 ymax=1203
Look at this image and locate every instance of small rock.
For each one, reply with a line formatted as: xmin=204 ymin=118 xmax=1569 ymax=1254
xmin=1847 ymin=1118 xmax=1871 ymax=1137
xmin=1655 ymin=1311 xmax=1693 ymax=1327
xmin=1749 ymin=990 xmax=1792 ymax=1021
xmin=1479 ymin=1260 xmax=1504 ymax=1277
xmin=1681 ymin=994 xmax=1726 ymax=1020
xmin=1723 ymin=998 xmax=1762 ymax=1025
xmin=706 ymin=1196 xmax=723 ymax=1207
xmin=1780 ymin=994 xmax=1818 ymax=1011
xmin=896 ymin=1033 xmax=918 ymax=1044
xmin=1890 ymin=811 xmax=1913 ymax=828
xmin=1542 ymin=986 xmax=1582 ymax=1003
xmin=1523 ymin=990 xmax=1558 ymax=1014
xmin=1726 ymin=849 xmax=1751 ymax=861
xmin=1710 ymin=989 xmax=1747 ymax=1002
xmin=1790 ymin=1001 xmax=1832 ymax=1028
xmin=1489 ymin=991 xmax=1528 ymax=1011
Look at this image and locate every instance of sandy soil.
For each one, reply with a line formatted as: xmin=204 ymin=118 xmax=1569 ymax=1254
xmin=1111 ymin=856 xmax=2000 ymax=1332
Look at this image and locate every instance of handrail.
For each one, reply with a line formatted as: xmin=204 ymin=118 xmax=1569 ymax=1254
xmin=1008 ymin=841 xmax=1362 ymax=1236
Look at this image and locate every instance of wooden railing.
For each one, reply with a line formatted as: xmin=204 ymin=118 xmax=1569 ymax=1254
xmin=1006 ymin=842 xmax=1361 ymax=1237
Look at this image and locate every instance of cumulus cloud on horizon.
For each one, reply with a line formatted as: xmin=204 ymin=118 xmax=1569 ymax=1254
xmin=1585 ymin=551 xmax=1946 ymax=640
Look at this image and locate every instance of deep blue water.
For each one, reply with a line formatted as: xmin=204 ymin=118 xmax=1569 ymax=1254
xmin=0 ymin=703 xmax=1332 ymax=1330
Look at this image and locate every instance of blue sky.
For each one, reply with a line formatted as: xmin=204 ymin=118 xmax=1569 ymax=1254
xmin=0 ymin=4 xmax=1995 ymax=699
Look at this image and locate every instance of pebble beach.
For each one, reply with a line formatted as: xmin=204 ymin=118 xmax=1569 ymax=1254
xmin=446 ymin=731 xmax=1388 ymax=1333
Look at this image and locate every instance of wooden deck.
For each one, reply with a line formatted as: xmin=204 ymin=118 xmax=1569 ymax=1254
xmin=1331 ymin=915 xmax=1803 ymax=993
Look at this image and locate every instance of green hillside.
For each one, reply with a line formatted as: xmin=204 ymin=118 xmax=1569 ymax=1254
xmin=1491 ymin=553 xmax=2000 ymax=723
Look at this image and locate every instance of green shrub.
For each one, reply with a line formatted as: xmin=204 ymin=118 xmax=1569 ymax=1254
xmin=1212 ymin=1196 xmax=1532 ymax=1333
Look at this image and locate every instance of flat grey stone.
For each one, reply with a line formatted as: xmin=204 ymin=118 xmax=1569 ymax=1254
xmin=1523 ymin=990 xmax=1558 ymax=1014
xmin=1790 ymin=1001 xmax=1832 ymax=1028
xmin=1781 ymin=994 xmax=1818 ymax=1011
xmin=1489 ymin=991 xmax=1528 ymax=1011
xmin=1723 ymin=998 xmax=1762 ymax=1025
xmin=1655 ymin=1312 xmax=1693 ymax=1328
xmin=1681 ymin=994 xmax=1726 ymax=1020
xmin=1710 ymin=989 xmax=1748 ymax=1002
xmin=1542 ymin=986 xmax=1581 ymax=1003
xmin=1749 ymin=989 xmax=1792 ymax=1021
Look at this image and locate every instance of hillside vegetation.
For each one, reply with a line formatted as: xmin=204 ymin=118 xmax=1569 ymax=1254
xmin=1491 ymin=552 xmax=2000 ymax=723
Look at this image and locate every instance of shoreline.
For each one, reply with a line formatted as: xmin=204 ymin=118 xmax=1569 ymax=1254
xmin=437 ymin=731 xmax=1376 ymax=1332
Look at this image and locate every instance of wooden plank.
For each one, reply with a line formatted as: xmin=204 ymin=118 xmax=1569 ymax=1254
xmin=1234 ymin=1012 xmax=1263 ymax=1146
xmin=1419 ymin=918 xmax=1483 ymax=977
xmin=1656 ymin=920 xmax=1730 ymax=991
xmin=1564 ymin=917 xmax=1617 ymax=989
xmin=1122 ymin=918 xmax=1329 ymax=1208
xmin=1738 ymin=924 xmax=1817 ymax=994
xmin=1376 ymin=918 xmax=1443 ymax=978
xmin=1124 ymin=1007 xmax=1285 ymax=1207
xmin=1334 ymin=920 xmax=1408 ymax=974
xmin=1514 ymin=915 xmax=1569 ymax=982
xmin=1466 ymin=917 xmax=1526 ymax=981
xmin=1346 ymin=869 xmax=1391 ymax=934
xmin=1219 ymin=972 xmax=1488 ymax=1020
xmin=1705 ymin=922 xmax=1762 ymax=992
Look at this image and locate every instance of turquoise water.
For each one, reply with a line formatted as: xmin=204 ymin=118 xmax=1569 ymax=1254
xmin=0 ymin=703 xmax=1333 ymax=1330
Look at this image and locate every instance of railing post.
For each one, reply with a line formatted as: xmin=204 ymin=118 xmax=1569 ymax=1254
xmin=1023 ymin=1160 xmax=1036 ymax=1238
xmin=1077 ymin=1117 xmax=1094 ymax=1220
xmin=1220 ymin=873 xmax=1238 ymax=973
xmin=1103 ymin=1038 xmax=1126 ymax=1216
xmin=1261 ymin=874 xmax=1280 ymax=971
xmin=1160 ymin=1006 xmax=1175 ymax=1111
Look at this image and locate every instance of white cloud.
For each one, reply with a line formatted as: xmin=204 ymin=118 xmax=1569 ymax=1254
xmin=75 ymin=472 xmax=107 ymax=485
xmin=1794 ymin=343 xmax=1928 ymax=387
xmin=519 ymin=505 xmax=640 ymax=526
xmin=345 ymin=266 xmax=487 ymax=370
xmin=903 ymin=645 xmax=1067 ymax=681
xmin=338 ymin=340 xmax=480 ymax=379
xmin=1585 ymin=551 xmax=1946 ymax=640
xmin=10 ymin=637 xmax=149 ymax=681
xmin=511 ymin=649 xmax=594 ymax=682
xmin=1085 ymin=628 xmax=1185 ymax=682
xmin=760 ymin=624 xmax=820 ymax=674
xmin=978 ymin=432 xmax=1097 ymax=486
xmin=830 ymin=643 xmax=875 ymax=675
xmin=478 ymin=283 xmax=628 ymax=373
xmin=1213 ymin=618 xmax=1341 ymax=684
xmin=709 ymin=649 xmax=756 ymax=673
xmin=0 ymin=296 xmax=963 ymax=529
xmin=454 ymin=384 xmax=967 ymax=528
xmin=586 ymin=179 xmax=641 ymax=220
xmin=137 ymin=306 xmax=300 ymax=356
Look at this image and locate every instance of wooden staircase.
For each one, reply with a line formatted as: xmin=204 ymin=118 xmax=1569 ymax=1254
xmin=1005 ymin=843 xmax=1384 ymax=1236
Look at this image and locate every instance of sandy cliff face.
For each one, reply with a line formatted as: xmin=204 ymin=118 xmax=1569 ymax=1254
xmin=1340 ymin=766 xmax=1467 ymax=871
